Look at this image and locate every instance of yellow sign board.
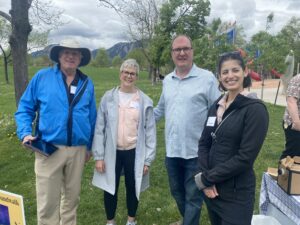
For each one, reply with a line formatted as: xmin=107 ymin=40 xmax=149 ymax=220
xmin=0 ymin=189 xmax=26 ymax=225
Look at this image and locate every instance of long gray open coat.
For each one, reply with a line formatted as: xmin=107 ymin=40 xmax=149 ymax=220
xmin=92 ymin=87 xmax=156 ymax=200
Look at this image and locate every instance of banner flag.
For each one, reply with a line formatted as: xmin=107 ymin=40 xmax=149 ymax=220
xmin=226 ymin=27 xmax=236 ymax=44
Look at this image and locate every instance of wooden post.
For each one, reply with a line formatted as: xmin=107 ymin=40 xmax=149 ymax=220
xmin=260 ymin=65 xmax=264 ymax=100
xmin=274 ymin=80 xmax=281 ymax=106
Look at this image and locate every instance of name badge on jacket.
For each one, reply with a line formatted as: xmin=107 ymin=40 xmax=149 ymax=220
xmin=129 ymin=101 xmax=139 ymax=109
xmin=70 ymin=85 xmax=77 ymax=94
xmin=207 ymin=116 xmax=216 ymax=127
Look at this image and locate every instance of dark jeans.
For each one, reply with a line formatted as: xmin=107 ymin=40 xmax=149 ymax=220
xmin=104 ymin=149 xmax=138 ymax=220
xmin=281 ymin=122 xmax=300 ymax=159
xmin=165 ymin=157 xmax=203 ymax=225
xmin=207 ymin=207 xmax=244 ymax=225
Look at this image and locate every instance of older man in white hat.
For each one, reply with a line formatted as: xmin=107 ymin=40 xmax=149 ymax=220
xmin=15 ymin=39 xmax=97 ymax=225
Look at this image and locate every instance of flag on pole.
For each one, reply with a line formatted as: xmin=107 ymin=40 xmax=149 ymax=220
xmin=255 ymin=49 xmax=261 ymax=58
xmin=227 ymin=27 xmax=236 ymax=45
xmin=216 ymin=21 xmax=237 ymax=45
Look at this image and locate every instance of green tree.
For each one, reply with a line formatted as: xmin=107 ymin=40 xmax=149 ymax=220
xmin=28 ymin=30 xmax=50 ymax=52
xmin=0 ymin=0 xmax=63 ymax=105
xmin=0 ymin=17 xmax=50 ymax=84
xmin=111 ymin=55 xmax=122 ymax=68
xmin=192 ymin=19 xmax=238 ymax=73
xmin=278 ymin=17 xmax=300 ymax=75
xmin=92 ymin=48 xmax=110 ymax=67
xmin=0 ymin=17 xmax=11 ymax=83
xmin=97 ymin=0 xmax=160 ymax=79
xmin=30 ymin=55 xmax=52 ymax=67
xmin=266 ymin=12 xmax=274 ymax=31
xmin=159 ymin=0 xmax=210 ymax=39
xmin=0 ymin=46 xmax=12 ymax=83
xmin=247 ymin=31 xmax=288 ymax=76
xmin=149 ymin=0 xmax=211 ymax=82
xmin=98 ymin=0 xmax=211 ymax=82
xmin=193 ymin=35 xmax=235 ymax=74
xmin=192 ymin=19 xmax=247 ymax=73
xmin=126 ymin=49 xmax=148 ymax=70
xmin=234 ymin=25 xmax=247 ymax=47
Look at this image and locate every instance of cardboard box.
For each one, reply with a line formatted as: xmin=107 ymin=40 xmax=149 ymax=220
xmin=277 ymin=156 xmax=300 ymax=195
xmin=267 ymin=167 xmax=278 ymax=179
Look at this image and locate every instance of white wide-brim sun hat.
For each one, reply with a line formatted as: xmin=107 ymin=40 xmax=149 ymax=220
xmin=49 ymin=39 xmax=91 ymax=67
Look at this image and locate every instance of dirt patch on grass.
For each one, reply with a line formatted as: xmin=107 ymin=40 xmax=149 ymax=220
xmin=251 ymin=79 xmax=281 ymax=89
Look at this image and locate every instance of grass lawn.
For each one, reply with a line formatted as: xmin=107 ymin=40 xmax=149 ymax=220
xmin=0 ymin=66 xmax=285 ymax=225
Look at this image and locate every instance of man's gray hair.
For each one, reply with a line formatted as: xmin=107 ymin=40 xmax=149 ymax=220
xmin=120 ymin=59 xmax=140 ymax=75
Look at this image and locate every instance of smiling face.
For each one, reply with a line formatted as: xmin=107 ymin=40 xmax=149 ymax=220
xmin=58 ymin=48 xmax=82 ymax=75
xmin=120 ymin=66 xmax=138 ymax=91
xmin=219 ymin=59 xmax=247 ymax=95
xmin=171 ymin=35 xmax=193 ymax=75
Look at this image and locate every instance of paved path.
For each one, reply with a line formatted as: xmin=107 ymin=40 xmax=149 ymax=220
xmin=250 ymin=86 xmax=286 ymax=107
xmin=250 ymin=79 xmax=287 ymax=107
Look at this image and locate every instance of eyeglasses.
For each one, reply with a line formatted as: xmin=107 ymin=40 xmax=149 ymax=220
xmin=122 ymin=70 xmax=137 ymax=77
xmin=172 ymin=47 xmax=193 ymax=54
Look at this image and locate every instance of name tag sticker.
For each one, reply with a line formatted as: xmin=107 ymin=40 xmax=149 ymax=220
xmin=129 ymin=101 xmax=139 ymax=109
xmin=207 ymin=117 xmax=216 ymax=127
xmin=70 ymin=85 xmax=77 ymax=94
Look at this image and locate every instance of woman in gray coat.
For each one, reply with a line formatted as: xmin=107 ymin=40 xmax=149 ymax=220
xmin=92 ymin=59 xmax=156 ymax=225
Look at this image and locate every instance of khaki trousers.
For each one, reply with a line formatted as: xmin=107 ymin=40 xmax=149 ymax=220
xmin=35 ymin=145 xmax=86 ymax=225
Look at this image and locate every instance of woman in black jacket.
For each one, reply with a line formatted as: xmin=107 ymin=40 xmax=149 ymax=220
xmin=195 ymin=51 xmax=269 ymax=225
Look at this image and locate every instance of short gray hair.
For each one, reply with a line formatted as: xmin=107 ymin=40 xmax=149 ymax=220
xmin=120 ymin=59 xmax=140 ymax=75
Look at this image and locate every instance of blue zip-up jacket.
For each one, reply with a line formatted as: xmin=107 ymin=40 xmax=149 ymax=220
xmin=15 ymin=65 xmax=97 ymax=150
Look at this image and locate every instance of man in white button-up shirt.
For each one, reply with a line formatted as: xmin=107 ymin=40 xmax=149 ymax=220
xmin=154 ymin=34 xmax=220 ymax=225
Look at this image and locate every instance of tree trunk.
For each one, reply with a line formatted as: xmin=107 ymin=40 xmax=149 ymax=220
xmin=0 ymin=45 xmax=9 ymax=84
xmin=4 ymin=56 xmax=9 ymax=84
xmin=148 ymin=64 xmax=153 ymax=80
xmin=151 ymin=66 xmax=158 ymax=86
xmin=9 ymin=0 xmax=32 ymax=106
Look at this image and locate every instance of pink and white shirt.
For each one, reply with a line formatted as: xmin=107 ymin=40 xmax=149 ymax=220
xmin=117 ymin=90 xmax=140 ymax=150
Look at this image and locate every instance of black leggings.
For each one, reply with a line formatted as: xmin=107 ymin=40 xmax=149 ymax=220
xmin=280 ymin=122 xmax=300 ymax=159
xmin=104 ymin=149 xmax=138 ymax=220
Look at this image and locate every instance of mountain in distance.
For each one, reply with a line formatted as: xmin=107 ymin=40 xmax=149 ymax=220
xmin=30 ymin=44 xmax=55 ymax=58
xmin=31 ymin=41 xmax=141 ymax=60
xmin=92 ymin=41 xmax=141 ymax=59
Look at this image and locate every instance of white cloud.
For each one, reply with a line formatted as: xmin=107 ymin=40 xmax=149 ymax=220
xmin=209 ymin=0 xmax=299 ymax=40
xmin=0 ymin=0 xmax=10 ymax=11
xmin=48 ymin=0 xmax=128 ymax=50
xmin=0 ymin=0 xmax=299 ymax=49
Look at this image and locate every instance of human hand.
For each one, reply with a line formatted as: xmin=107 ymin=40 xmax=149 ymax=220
xmin=143 ymin=165 xmax=149 ymax=175
xmin=95 ymin=160 xmax=105 ymax=173
xmin=22 ymin=135 xmax=37 ymax=144
xmin=203 ymin=185 xmax=218 ymax=199
xmin=85 ymin=151 xmax=92 ymax=163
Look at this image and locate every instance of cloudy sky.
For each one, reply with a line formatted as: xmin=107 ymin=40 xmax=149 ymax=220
xmin=0 ymin=0 xmax=299 ymax=50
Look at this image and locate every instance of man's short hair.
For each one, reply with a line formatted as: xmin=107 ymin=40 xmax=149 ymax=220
xmin=171 ymin=34 xmax=193 ymax=49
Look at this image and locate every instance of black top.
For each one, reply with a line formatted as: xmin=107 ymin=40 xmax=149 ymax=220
xmin=61 ymin=71 xmax=80 ymax=104
xmin=198 ymin=94 xmax=269 ymax=224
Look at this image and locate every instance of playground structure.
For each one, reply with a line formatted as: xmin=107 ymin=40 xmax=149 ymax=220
xmin=235 ymin=48 xmax=299 ymax=106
